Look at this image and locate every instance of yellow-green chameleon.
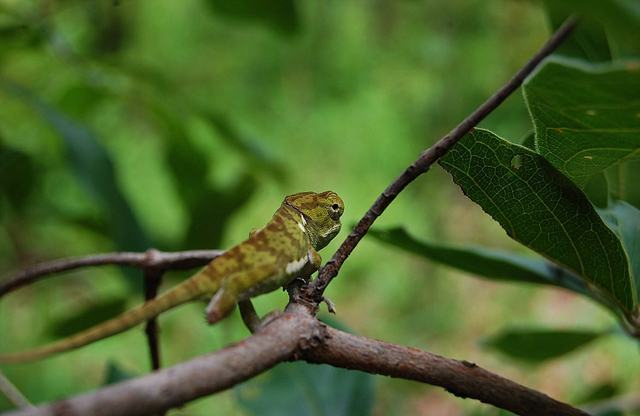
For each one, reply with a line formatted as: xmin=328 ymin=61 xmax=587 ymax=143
xmin=0 ymin=191 xmax=344 ymax=364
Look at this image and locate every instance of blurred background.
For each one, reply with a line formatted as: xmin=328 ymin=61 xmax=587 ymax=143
xmin=0 ymin=0 xmax=637 ymax=415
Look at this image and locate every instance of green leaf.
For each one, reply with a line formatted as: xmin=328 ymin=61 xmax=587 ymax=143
xmin=581 ymin=172 xmax=609 ymax=208
xmin=368 ymin=227 xmax=599 ymax=300
xmin=439 ymin=128 xmax=636 ymax=314
xmin=203 ymin=112 xmax=286 ymax=182
xmin=205 ymin=0 xmax=298 ymax=35
xmin=235 ymin=361 xmax=374 ymax=416
xmin=0 ymin=144 xmax=35 ymax=214
xmin=539 ymin=0 xmax=640 ymax=61
xmin=161 ymin=116 xmax=258 ymax=250
xmin=103 ymin=362 xmax=136 ymax=385
xmin=51 ymin=298 xmax=128 ymax=338
xmin=598 ymin=200 xmax=640 ymax=305
xmin=523 ymin=58 xmax=640 ymax=187
xmin=1 ymin=80 xmax=151 ymax=253
xmin=608 ymin=159 xmax=640 ymax=209
xmin=369 ymin=228 xmax=553 ymax=285
xmin=483 ymin=329 xmax=604 ymax=363
xmin=574 ymin=381 xmax=620 ymax=405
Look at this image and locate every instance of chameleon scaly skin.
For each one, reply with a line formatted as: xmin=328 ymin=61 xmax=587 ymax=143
xmin=0 ymin=191 xmax=344 ymax=364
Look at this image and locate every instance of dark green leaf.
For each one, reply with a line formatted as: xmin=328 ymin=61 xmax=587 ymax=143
xmin=598 ymin=200 xmax=640 ymax=305
xmin=103 ymin=362 xmax=136 ymax=385
xmin=608 ymin=159 xmax=640 ymax=210
xmin=483 ymin=329 xmax=604 ymax=363
xmin=163 ymin=123 xmax=258 ymax=250
xmin=1 ymin=80 xmax=151 ymax=254
xmin=540 ymin=0 xmax=640 ymax=60
xmin=574 ymin=381 xmax=620 ymax=405
xmin=439 ymin=128 xmax=635 ymax=314
xmin=519 ymin=131 xmax=535 ymax=150
xmin=57 ymin=83 xmax=108 ymax=120
xmin=205 ymin=0 xmax=298 ymax=35
xmin=203 ymin=111 xmax=286 ymax=182
xmin=369 ymin=228 xmax=552 ymax=285
xmin=523 ymin=58 xmax=640 ymax=187
xmin=592 ymin=410 xmax=624 ymax=416
xmin=544 ymin=9 xmax=613 ymax=62
xmin=235 ymin=362 xmax=373 ymax=416
xmin=0 ymin=144 xmax=35 ymax=214
xmin=368 ymin=227 xmax=604 ymax=302
xmin=581 ymin=172 xmax=609 ymax=208
xmin=51 ymin=298 xmax=128 ymax=338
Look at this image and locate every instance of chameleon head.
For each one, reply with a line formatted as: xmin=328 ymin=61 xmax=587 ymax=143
xmin=285 ymin=191 xmax=344 ymax=251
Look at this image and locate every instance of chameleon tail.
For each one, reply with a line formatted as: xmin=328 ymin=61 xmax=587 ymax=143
xmin=0 ymin=273 xmax=217 ymax=364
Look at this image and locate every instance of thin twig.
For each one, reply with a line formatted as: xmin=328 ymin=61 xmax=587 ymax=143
xmin=306 ymin=17 xmax=579 ymax=300
xmin=0 ymin=371 xmax=34 ymax=410
xmin=238 ymin=299 xmax=261 ymax=333
xmin=0 ymin=250 xmax=223 ymax=297
xmin=142 ymin=253 xmax=165 ymax=372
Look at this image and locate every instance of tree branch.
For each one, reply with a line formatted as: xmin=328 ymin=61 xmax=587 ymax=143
xmin=305 ymin=326 xmax=589 ymax=416
xmin=2 ymin=307 xmax=588 ymax=416
xmin=306 ymin=17 xmax=579 ymax=300
xmin=0 ymin=249 xmax=223 ymax=298
xmin=2 ymin=306 xmax=326 ymax=416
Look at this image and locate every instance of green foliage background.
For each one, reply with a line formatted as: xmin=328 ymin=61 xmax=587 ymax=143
xmin=0 ymin=0 xmax=638 ymax=415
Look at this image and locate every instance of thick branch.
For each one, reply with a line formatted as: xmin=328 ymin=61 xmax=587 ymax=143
xmin=3 ymin=309 xmax=587 ymax=416
xmin=305 ymin=326 xmax=589 ymax=416
xmin=306 ymin=17 xmax=578 ymax=300
xmin=0 ymin=249 xmax=223 ymax=297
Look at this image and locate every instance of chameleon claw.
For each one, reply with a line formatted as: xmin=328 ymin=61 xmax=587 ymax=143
xmin=322 ymin=296 xmax=337 ymax=314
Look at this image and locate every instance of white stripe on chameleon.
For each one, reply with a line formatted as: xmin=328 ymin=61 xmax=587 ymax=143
xmin=286 ymin=256 xmax=308 ymax=275
xmin=301 ymin=215 xmax=307 ymax=225
xmin=321 ymin=224 xmax=341 ymax=238
xmin=297 ymin=221 xmax=306 ymax=233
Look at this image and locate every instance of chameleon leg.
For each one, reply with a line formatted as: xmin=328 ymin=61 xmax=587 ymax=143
xmin=205 ymin=287 xmax=237 ymax=324
xmin=309 ymin=247 xmax=322 ymax=269
xmin=205 ymin=264 xmax=279 ymax=324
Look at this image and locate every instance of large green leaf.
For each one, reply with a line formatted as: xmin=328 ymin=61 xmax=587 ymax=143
xmin=203 ymin=111 xmax=286 ymax=182
xmin=205 ymin=0 xmax=298 ymax=35
xmin=439 ymin=128 xmax=635 ymax=314
xmin=608 ymin=159 xmax=640 ymax=210
xmin=598 ymin=200 xmax=640 ymax=305
xmin=483 ymin=328 xmax=605 ymax=363
xmin=369 ymin=228 xmax=555 ymax=285
xmin=1 ymin=80 xmax=151 ymax=254
xmin=523 ymin=58 xmax=640 ymax=187
xmin=368 ymin=227 xmax=596 ymax=299
xmin=0 ymin=144 xmax=35 ymax=216
xmin=539 ymin=0 xmax=640 ymax=61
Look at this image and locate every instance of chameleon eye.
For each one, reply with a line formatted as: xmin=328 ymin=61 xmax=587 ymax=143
xmin=332 ymin=203 xmax=339 ymax=211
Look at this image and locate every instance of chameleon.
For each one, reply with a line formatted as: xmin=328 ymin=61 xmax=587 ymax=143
xmin=0 ymin=191 xmax=344 ymax=364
